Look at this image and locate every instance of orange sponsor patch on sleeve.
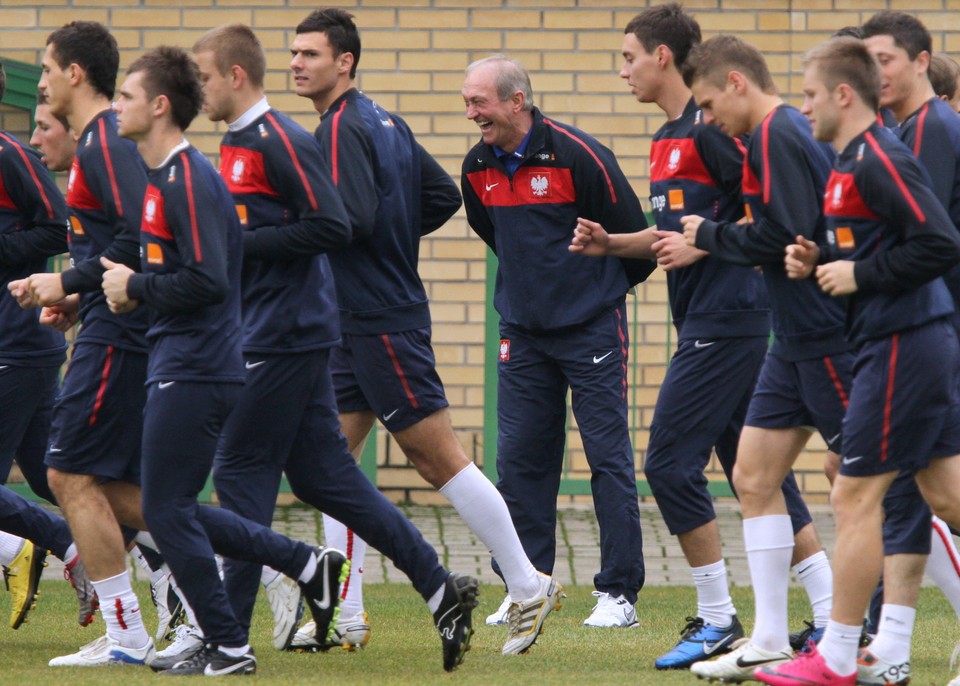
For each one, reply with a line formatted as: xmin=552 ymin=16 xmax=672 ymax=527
xmin=146 ymin=243 xmax=163 ymax=265
xmin=69 ymin=216 xmax=85 ymax=236
xmin=668 ymin=189 xmax=684 ymax=211
xmin=835 ymin=227 xmax=855 ymax=250
xmin=235 ymin=204 xmax=248 ymax=226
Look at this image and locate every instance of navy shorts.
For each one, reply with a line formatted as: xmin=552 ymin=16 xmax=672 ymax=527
xmin=882 ymin=472 xmax=932 ymax=556
xmin=330 ymin=328 xmax=448 ymax=433
xmin=745 ymin=350 xmax=853 ymax=452
xmin=841 ymin=320 xmax=960 ymax=477
xmin=45 ymin=343 xmax=146 ymax=483
xmin=645 ymin=336 xmax=813 ymax=535
xmin=0 ymin=364 xmax=59 ymax=492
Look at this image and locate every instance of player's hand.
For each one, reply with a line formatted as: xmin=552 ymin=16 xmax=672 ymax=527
xmin=570 ymin=217 xmax=611 ymax=256
xmin=23 ymin=272 xmax=67 ymax=307
xmin=100 ymin=257 xmax=138 ymax=314
xmin=680 ymin=214 xmax=704 ymax=247
xmin=652 ymin=230 xmax=707 ymax=271
xmin=8 ymin=278 xmax=37 ymax=308
xmin=815 ymin=260 xmax=857 ymax=296
xmin=39 ymin=295 xmax=80 ymax=332
xmin=785 ymin=236 xmax=819 ymax=280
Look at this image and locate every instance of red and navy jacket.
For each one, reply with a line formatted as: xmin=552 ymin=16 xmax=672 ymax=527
xmin=462 ymin=108 xmax=650 ymax=332
xmin=694 ymin=105 xmax=850 ymax=361
xmin=650 ymin=98 xmax=769 ymax=340
xmin=219 ymin=102 xmax=352 ymax=354
xmin=0 ymin=130 xmax=68 ymax=367
xmin=819 ymin=123 xmax=959 ymax=344
xmin=62 ymin=110 xmax=148 ymax=352
xmin=125 ymin=143 xmax=243 ymax=385
xmin=897 ymin=97 xmax=960 ymax=332
xmin=316 ymin=88 xmax=461 ymax=335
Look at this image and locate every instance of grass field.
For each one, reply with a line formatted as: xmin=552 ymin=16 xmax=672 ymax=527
xmin=1 ymin=581 xmax=957 ymax=684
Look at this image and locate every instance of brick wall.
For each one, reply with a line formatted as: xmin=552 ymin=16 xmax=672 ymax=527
xmin=2 ymin=0 xmax=952 ymax=505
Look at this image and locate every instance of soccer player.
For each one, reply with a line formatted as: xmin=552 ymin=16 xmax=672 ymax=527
xmin=930 ymin=53 xmax=960 ymax=113
xmin=191 ymin=24 xmax=479 ymax=672
xmin=461 ymin=55 xmax=648 ymax=628
xmin=103 ymin=45 xmax=351 ymax=676
xmin=676 ymin=35 xmax=855 ymax=681
xmin=759 ymin=36 xmax=960 ymax=686
xmin=9 ymin=21 xmax=157 ymax=665
xmin=848 ymin=13 xmax=960 ymax=684
xmin=286 ymin=8 xmax=562 ymax=656
xmin=571 ymin=4 xmax=833 ymax=669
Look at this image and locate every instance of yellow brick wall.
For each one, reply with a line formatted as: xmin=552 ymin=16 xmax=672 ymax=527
xmin=1 ymin=1 xmax=951 ymax=505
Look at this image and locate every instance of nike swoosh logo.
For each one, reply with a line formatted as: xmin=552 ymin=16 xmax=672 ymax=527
xmin=593 ymin=351 xmax=614 ymax=364
xmin=245 ymin=360 xmax=265 ymax=370
xmin=204 ymin=658 xmax=254 ymax=676
xmin=701 ymin=635 xmax=735 ymax=655
xmin=382 ymin=409 xmax=399 ymax=421
xmin=308 ymin=553 xmax=332 ymax=611
xmin=158 ymin=381 xmax=175 ymax=389
xmin=694 ymin=340 xmax=716 ymax=349
xmin=842 ymin=455 xmax=864 ymax=465
xmin=736 ymin=656 xmax=782 ymax=668
xmin=485 ymin=183 xmax=499 ymax=191
xmin=826 ymin=433 xmax=841 ymax=446
xmin=0 ymin=366 xmax=8 ymax=371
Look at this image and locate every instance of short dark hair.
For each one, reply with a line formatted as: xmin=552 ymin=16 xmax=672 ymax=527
xmin=624 ymin=3 xmax=702 ymax=70
xmin=36 ymin=90 xmax=70 ymax=130
xmin=862 ymin=11 xmax=931 ymax=61
xmin=296 ymin=8 xmax=361 ymax=79
xmin=127 ymin=47 xmax=203 ymax=131
xmin=803 ymin=37 xmax=881 ymax=113
xmin=192 ymin=24 xmax=266 ymax=89
xmin=832 ymin=26 xmax=864 ymax=40
xmin=682 ymin=34 xmax=775 ymax=94
xmin=46 ymin=21 xmax=118 ymax=100
xmin=929 ymin=53 xmax=960 ymax=101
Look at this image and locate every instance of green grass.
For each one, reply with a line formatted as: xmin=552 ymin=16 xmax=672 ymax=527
xmin=0 ymin=581 xmax=957 ymax=684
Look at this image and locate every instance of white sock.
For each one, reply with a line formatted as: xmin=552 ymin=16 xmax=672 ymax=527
xmin=298 ymin=551 xmax=317 ymax=583
xmin=691 ymin=560 xmax=735 ymax=627
xmin=134 ymin=531 xmax=158 ymax=552
xmin=426 ymin=582 xmax=445 ymax=614
xmin=867 ymin=604 xmax=915 ymax=664
xmin=819 ymin=620 xmax=863 ymax=677
xmin=92 ymin=570 xmax=150 ymax=648
xmin=792 ymin=550 xmax=833 ymax=628
xmin=744 ymin=515 xmax=794 ymax=652
xmin=219 ymin=643 xmax=251 ymax=657
xmin=322 ymin=515 xmax=366 ymax=617
xmin=0 ymin=532 xmax=26 ymax=566
xmin=260 ymin=566 xmax=281 ymax=587
xmin=63 ymin=543 xmax=78 ymax=564
xmin=928 ymin=516 xmax=960 ymax=621
xmin=440 ymin=463 xmax=540 ymax=601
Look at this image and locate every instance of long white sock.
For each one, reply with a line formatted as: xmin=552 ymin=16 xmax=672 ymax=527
xmin=867 ymin=604 xmax=915 ymax=664
xmin=792 ymin=550 xmax=833 ymax=628
xmin=92 ymin=570 xmax=150 ymax=648
xmin=440 ymin=463 xmax=539 ymax=601
xmin=928 ymin=516 xmax=960 ymax=621
xmin=691 ymin=560 xmax=736 ymax=627
xmin=819 ymin=620 xmax=862 ymax=677
xmin=744 ymin=515 xmax=794 ymax=652
xmin=322 ymin=515 xmax=366 ymax=617
xmin=0 ymin=532 xmax=26 ymax=566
